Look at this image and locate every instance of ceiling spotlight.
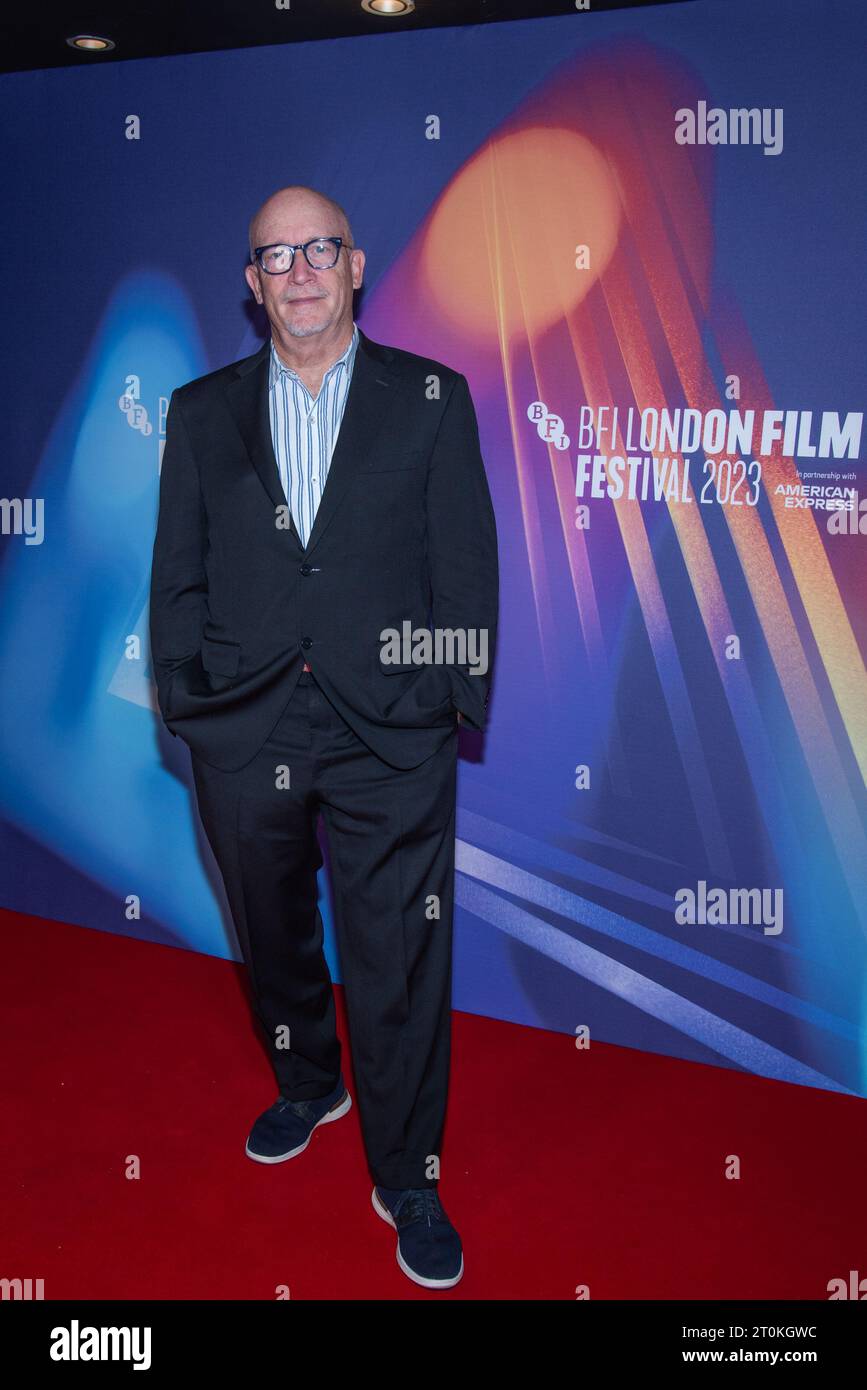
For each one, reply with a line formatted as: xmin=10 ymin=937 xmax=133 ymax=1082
xmin=361 ymin=0 xmax=415 ymax=15
xmin=66 ymin=35 xmax=116 ymax=52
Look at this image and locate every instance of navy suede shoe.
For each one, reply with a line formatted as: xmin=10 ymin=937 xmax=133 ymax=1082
xmin=372 ymin=1185 xmax=464 ymax=1289
xmin=245 ymin=1076 xmax=351 ymax=1163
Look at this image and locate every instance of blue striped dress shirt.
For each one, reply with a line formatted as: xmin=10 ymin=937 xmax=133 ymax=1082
xmin=268 ymin=322 xmax=360 ymax=548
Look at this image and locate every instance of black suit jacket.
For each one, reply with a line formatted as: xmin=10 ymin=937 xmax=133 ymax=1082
xmin=148 ymin=327 xmax=499 ymax=772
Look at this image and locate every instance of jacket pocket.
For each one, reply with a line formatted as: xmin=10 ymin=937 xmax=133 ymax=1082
xmin=201 ymin=636 xmax=241 ymax=677
xmin=378 ymin=658 xmax=424 ymax=675
xmin=364 ymin=449 xmax=426 ymax=474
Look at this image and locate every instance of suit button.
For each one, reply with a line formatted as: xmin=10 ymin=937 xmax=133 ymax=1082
xmin=301 ymin=637 xmax=313 ymax=650
xmin=299 ymin=563 xmax=312 ymax=576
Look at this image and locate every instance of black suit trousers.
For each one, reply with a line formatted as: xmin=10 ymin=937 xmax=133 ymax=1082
xmin=190 ymin=669 xmax=459 ymax=1190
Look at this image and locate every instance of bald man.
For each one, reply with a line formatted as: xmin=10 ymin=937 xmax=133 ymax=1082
xmin=149 ymin=185 xmax=498 ymax=1290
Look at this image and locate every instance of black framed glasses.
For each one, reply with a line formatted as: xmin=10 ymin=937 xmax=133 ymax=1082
xmin=252 ymin=236 xmax=353 ymax=275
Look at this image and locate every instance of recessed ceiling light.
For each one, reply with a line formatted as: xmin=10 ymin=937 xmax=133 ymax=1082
xmin=361 ymin=0 xmax=415 ymax=15
xmin=66 ymin=35 xmax=116 ymax=52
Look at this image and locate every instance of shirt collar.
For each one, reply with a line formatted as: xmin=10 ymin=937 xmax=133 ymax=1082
xmin=269 ymin=322 xmax=359 ymax=389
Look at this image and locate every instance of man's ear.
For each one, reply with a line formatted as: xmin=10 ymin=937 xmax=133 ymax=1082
xmin=244 ymin=261 xmax=261 ymax=302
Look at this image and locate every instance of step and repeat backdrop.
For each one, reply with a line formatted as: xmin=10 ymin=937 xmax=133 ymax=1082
xmin=1 ymin=0 xmax=864 ymax=1095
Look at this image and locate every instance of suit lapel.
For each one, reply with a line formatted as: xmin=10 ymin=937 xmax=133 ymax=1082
xmin=224 ymin=327 xmax=399 ymax=559
xmin=223 ymin=338 xmax=301 ymax=545
xmin=303 ymin=329 xmax=399 ymax=557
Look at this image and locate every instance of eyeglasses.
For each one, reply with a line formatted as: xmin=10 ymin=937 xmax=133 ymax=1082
xmin=251 ymin=236 xmax=353 ymax=275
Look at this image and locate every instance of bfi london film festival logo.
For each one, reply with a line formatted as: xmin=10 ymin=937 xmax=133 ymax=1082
xmin=675 ymin=101 xmax=783 ymax=156
xmin=526 ymin=399 xmax=862 ymax=523
xmin=118 ymin=373 xmax=170 ymax=472
xmin=527 ymin=401 xmax=570 ymax=452
xmin=0 ymin=373 xmax=168 ymax=549
xmin=105 ymin=374 xmax=171 ymax=715
xmin=118 ymin=375 xmax=154 ymax=436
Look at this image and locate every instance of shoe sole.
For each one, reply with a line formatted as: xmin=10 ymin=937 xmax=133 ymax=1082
xmin=245 ymin=1090 xmax=352 ymax=1164
xmin=371 ymin=1186 xmax=464 ymax=1289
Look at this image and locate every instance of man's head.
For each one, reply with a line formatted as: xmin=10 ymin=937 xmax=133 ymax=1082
xmin=245 ymin=185 xmax=364 ymax=344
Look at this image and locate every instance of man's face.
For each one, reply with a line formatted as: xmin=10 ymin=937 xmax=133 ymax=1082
xmin=245 ymin=207 xmax=364 ymax=342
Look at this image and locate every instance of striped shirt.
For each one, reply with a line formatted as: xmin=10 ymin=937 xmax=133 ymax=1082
xmin=268 ymin=322 xmax=360 ymax=548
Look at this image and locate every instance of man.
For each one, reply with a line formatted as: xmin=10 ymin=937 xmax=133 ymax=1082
xmin=149 ymin=185 xmax=498 ymax=1290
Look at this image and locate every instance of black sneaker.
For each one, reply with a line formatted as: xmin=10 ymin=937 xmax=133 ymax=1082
xmin=372 ymin=1185 xmax=464 ymax=1289
xmin=245 ymin=1076 xmax=351 ymax=1163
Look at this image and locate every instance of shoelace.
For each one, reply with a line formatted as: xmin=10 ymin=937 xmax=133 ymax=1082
xmin=393 ymin=1189 xmax=444 ymax=1228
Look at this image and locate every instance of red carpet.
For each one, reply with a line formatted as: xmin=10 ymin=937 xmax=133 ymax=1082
xmin=1 ymin=908 xmax=864 ymax=1300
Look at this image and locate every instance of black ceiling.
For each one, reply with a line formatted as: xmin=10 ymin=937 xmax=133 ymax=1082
xmin=0 ymin=0 xmax=693 ymax=75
